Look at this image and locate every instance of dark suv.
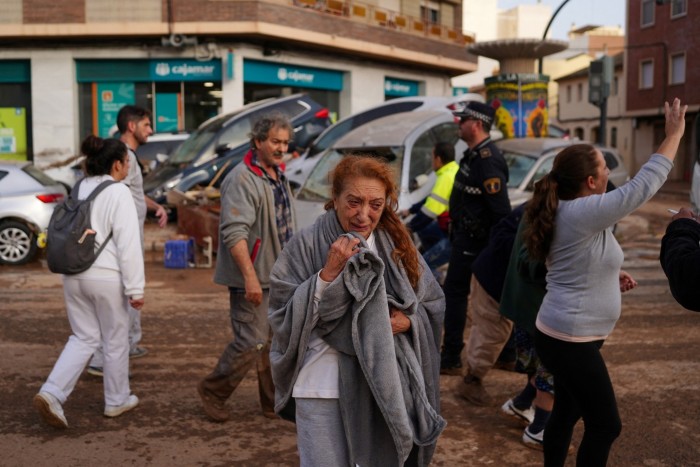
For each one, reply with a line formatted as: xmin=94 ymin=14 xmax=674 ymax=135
xmin=144 ymin=93 xmax=330 ymax=207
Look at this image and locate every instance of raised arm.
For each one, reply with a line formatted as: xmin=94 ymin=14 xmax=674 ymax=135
xmin=656 ymin=98 xmax=688 ymax=162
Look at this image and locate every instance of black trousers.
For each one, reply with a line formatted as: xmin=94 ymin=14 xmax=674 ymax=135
xmin=535 ymin=330 xmax=622 ymax=467
xmin=441 ymin=237 xmax=479 ymax=358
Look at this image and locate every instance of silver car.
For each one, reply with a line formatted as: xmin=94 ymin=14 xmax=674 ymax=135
xmin=498 ymin=138 xmax=630 ymax=208
xmin=294 ymin=110 xmax=467 ymax=229
xmin=0 ymin=162 xmax=67 ymax=265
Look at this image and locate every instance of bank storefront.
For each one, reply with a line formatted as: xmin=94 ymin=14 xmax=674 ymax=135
xmin=76 ymin=58 xmax=223 ymax=138
xmin=0 ymin=60 xmax=32 ymax=161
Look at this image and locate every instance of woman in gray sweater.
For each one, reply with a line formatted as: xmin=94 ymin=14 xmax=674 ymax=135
xmin=523 ymin=98 xmax=687 ymax=466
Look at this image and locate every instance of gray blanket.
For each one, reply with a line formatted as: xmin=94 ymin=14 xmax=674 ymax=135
xmin=269 ymin=210 xmax=446 ymax=466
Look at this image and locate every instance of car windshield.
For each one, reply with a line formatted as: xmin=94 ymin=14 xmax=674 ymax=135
xmin=168 ymin=119 xmax=226 ymax=165
xmin=503 ymin=152 xmax=538 ymax=188
xmin=296 ymin=146 xmax=403 ymax=202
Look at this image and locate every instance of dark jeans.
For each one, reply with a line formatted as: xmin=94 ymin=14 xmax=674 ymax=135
xmin=441 ymin=239 xmax=478 ymax=358
xmin=535 ymin=330 xmax=622 ymax=467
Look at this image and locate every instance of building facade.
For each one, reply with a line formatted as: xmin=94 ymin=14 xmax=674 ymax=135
xmin=0 ymin=0 xmax=476 ymax=163
xmin=626 ymin=0 xmax=698 ymax=180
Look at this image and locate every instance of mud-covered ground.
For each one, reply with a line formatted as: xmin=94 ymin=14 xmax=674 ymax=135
xmin=1 ymin=189 xmax=699 ymax=466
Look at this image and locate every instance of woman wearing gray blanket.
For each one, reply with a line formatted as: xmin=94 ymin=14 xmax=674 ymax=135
xmin=269 ymin=155 xmax=446 ymax=466
xmin=524 ymin=98 xmax=687 ymax=466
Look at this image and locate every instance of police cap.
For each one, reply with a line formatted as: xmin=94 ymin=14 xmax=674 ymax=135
xmin=452 ymin=101 xmax=495 ymax=125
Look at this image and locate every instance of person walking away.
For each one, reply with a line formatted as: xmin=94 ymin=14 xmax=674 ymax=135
xmin=526 ymin=99 xmax=686 ymax=466
xmin=400 ymin=142 xmax=459 ymax=282
xmin=455 ymin=204 xmax=523 ymax=406
xmin=441 ymin=101 xmax=511 ymax=375
xmin=88 ymin=105 xmax=168 ymax=376
xmin=197 ymin=113 xmax=296 ymax=422
xmin=34 ymin=135 xmax=144 ymax=428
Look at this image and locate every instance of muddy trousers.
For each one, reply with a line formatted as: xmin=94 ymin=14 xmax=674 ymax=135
xmin=535 ymin=330 xmax=621 ymax=467
xmin=465 ymin=276 xmax=513 ymax=379
xmin=201 ymin=288 xmax=275 ymax=415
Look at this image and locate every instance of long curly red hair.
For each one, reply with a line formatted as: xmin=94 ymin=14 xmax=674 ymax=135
xmin=324 ymin=155 xmax=422 ymax=289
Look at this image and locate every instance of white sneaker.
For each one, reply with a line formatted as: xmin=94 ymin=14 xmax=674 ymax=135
xmin=522 ymin=426 xmax=544 ymax=450
xmin=104 ymin=394 xmax=139 ymax=418
xmin=501 ymin=398 xmax=535 ymax=426
xmin=33 ymin=392 xmax=68 ymax=429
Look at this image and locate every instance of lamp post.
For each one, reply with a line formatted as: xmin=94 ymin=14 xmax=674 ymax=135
xmin=538 ymin=0 xmax=572 ymax=75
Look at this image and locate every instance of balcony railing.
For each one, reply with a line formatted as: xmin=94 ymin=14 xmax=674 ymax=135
xmin=290 ymin=0 xmax=474 ymax=46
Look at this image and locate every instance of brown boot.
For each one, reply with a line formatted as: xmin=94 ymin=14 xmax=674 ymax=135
xmin=456 ymin=373 xmax=494 ymax=407
xmin=197 ymin=380 xmax=229 ymax=422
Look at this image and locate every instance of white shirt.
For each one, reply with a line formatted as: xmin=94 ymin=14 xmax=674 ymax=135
xmin=292 ymin=233 xmax=377 ymax=399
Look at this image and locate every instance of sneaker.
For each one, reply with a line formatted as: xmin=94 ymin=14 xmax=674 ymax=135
xmin=197 ymin=380 xmax=229 ymax=422
xmin=129 ymin=347 xmax=149 ymax=359
xmin=501 ymin=398 xmax=535 ymax=426
xmin=522 ymin=426 xmax=543 ymax=450
xmin=104 ymin=394 xmax=139 ymax=418
xmin=456 ymin=374 xmax=494 ymax=407
xmin=33 ymin=392 xmax=68 ymax=429
xmin=87 ymin=366 xmax=104 ymax=377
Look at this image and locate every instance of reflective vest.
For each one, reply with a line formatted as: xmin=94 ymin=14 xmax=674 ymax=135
xmin=421 ymin=160 xmax=459 ymax=219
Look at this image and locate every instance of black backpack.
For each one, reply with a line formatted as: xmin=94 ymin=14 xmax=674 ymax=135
xmin=46 ymin=178 xmax=117 ymax=274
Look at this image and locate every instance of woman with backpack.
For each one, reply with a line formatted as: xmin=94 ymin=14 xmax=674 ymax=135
xmin=34 ymin=135 xmax=145 ymax=429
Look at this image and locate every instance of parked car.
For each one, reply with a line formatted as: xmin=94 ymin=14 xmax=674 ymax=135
xmin=144 ymin=94 xmax=331 ymax=207
xmin=498 ymin=138 xmax=630 ymax=208
xmin=294 ymin=109 xmax=467 ymax=230
xmin=285 ymin=94 xmax=485 ymax=191
xmin=135 ymin=132 xmax=190 ymax=174
xmin=0 ymin=162 xmax=67 ymax=265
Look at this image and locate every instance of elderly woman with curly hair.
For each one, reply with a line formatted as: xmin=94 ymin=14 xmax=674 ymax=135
xmin=269 ymin=155 xmax=445 ymax=466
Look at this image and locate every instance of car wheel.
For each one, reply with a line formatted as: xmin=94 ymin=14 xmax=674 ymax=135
xmin=0 ymin=221 xmax=38 ymax=265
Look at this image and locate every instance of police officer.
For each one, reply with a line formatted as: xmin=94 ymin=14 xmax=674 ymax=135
xmin=441 ymin=101 xmax=511 ymax=382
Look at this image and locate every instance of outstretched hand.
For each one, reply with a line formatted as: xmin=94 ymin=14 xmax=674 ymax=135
xmin=665 ymin=98 xmax=687 ymax=140
xmin=671 ymin=207 xmax=698 ymax=222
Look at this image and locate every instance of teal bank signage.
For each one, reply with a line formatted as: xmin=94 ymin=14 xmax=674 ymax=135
xmin=244 ymin=60 xmax=343 ymax=91
xmin=150 ymin=60 xmax=221 ymax=82
xmin=385 ymin=77 xmax=419 ymax=97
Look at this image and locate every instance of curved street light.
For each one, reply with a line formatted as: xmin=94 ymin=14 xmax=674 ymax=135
xmin=538 ymin=0 xmax=572 ymax=75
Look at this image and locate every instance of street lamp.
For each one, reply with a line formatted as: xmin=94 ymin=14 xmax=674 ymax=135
xmin=538 ymin=0 xmax=572 ymax=75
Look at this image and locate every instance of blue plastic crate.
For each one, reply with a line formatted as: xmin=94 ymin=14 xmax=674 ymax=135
xmin=164 ymin=238 xmax=195 ymax=269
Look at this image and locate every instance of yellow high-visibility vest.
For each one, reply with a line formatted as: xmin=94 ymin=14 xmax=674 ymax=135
xmin=421 ymin=160 xmax=459 ymax=219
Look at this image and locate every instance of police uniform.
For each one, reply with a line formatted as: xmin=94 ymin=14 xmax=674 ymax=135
xmin=441 ymin=102 xmax=511 ymax=372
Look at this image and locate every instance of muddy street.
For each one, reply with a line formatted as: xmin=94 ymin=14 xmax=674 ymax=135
xmin=1 ymin=189 xmax=700 ymax=466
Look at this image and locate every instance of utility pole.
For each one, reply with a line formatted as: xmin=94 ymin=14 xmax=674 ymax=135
xmin=538 ymin=0 xmax=572 ymax=75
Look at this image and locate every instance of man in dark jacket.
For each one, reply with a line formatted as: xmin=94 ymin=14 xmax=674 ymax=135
xmin=441 ymin=101 xmax=511 ymax=376
xmin=660 ymin=207 xmax=700 ymax=312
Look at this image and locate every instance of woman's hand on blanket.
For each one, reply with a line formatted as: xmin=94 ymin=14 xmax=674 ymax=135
xmin=319 ymin=235 xmax=361 ymax=282
xmin=619 ymin=270 xmax=638 ymax=293
xmin=390 ymin=309 xmax=411 ymax=335
xmin=244 ymin=275 xmax=263 ymax=306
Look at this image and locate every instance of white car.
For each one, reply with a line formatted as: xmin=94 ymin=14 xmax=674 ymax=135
xmin=286 ymin=94 xmax=485 ymax=191
xmin=294 ymin=109 xmax=467 ymax=230
xmin=0 ymin=162 xmax=67 ymax=265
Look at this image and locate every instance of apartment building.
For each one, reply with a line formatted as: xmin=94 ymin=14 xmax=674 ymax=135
xmin=626 ymin=0 xmax=698 ymax=180
xmin=556 ymin=53 xmax=635 ymax=170
xmin=0 ymin=0 xmax=476 ymax=163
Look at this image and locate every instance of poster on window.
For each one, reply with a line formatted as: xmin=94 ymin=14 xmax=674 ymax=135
xmin=95 ymin=83 xmax=135 ymax=138
xmin=485 ymin=74 xmax=549 ymax=138
xmin=155 ymin=93 xmax=180 ymax=132
xmin=0 ymin=107 xmax=27 ymax=161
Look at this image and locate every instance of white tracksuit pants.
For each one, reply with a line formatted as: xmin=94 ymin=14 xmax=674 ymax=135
xmin=40 ymin=276 xmax=131 ymax=408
